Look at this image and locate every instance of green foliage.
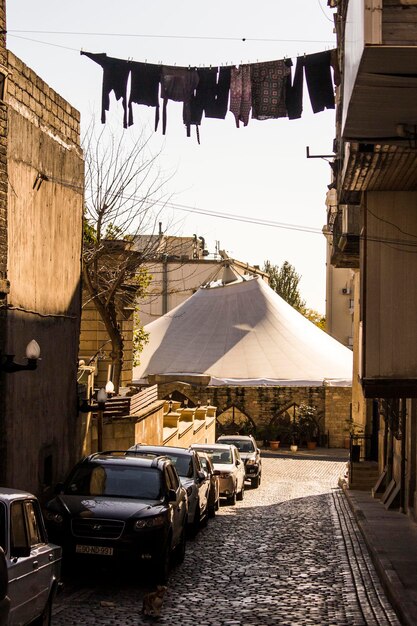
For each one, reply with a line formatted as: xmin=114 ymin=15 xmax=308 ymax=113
xmin=263 ymin=260 xmax=306 ymax=312
xmin=83 ymin=214 xmax=97 ymax=245
xmin=301 ymin=307 xmax=326 ymax=331
xmin=133 ymin=323 xmax=150 ymax=367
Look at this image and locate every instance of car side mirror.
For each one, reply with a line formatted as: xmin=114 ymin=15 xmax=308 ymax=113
xmin=197 ymin=471 xmax=206 ymax=482
xmin=167 ymin=489 xmax=177 ymax=502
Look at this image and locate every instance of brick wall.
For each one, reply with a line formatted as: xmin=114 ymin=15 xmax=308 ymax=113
xmin=7 ymin=50 xmax=80 ymax=149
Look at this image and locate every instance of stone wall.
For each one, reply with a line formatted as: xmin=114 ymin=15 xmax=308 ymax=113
xmin=154 ymin=381 xmax=352 ymax=447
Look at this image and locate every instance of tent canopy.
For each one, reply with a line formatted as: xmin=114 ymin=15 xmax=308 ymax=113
xmin=133 ymin=276 xmax=352 ymax=387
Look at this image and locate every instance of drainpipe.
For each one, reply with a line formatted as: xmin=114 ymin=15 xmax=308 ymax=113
xmin=400 ymin=398 xmax=407 ymax=513
xmin=162 ymin=254 xmax=168 ymax=315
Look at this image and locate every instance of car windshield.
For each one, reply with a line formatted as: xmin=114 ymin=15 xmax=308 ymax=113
xmin=64 ymin=464 xmax=163 ymax=500
xmin=196 ymin=448 xmax=232 ymax=464
xmin=220 ymin=439 xmax=255 ymax=453
xmin=165 ymin=454 xmax=193 ymax=478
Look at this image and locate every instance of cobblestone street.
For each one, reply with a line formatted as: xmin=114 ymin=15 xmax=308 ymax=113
xmin=52 ymin=454 xmax=401 ymax=626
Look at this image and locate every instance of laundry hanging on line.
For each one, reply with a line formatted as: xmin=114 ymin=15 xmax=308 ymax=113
xmin=80 ymin=49 xmax=338 ymax=142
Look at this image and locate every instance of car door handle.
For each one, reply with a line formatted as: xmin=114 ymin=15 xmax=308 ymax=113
xmin=32 ymin=560 xmax=39 ymax=569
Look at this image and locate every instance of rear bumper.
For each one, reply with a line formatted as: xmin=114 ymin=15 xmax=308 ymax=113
xmin=244 ymin=464 xmax=261 ymax=479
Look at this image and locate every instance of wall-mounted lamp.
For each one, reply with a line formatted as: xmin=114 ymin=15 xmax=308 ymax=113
xmin=0 ymin=339 xmax=41 ymax=373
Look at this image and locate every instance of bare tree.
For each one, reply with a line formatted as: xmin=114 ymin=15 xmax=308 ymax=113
xmin=83 ymin=124 xmax=173 ymax=391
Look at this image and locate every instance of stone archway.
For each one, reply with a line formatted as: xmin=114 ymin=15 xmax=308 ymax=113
xmin=216 ymin=405 xmax=256 ymax=436
xmin=163 ymin=390 xmax=196 ymax=408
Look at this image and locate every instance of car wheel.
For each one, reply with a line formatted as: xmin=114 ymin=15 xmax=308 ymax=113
xmin=173 ymin=528 xmax=186 ymax=566
xmin=227 ymin=491 xmax=236 ymax=505
xmin=237 ymin=482 xmax=244 ymax=501
xmin=251 ymin=475 xmax=260 ymax=488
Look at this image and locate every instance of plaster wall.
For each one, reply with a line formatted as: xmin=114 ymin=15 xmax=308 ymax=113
xmin=1 ymin=49 xmax=83 ymax=493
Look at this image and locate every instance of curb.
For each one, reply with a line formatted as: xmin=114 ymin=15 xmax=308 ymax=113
xmin=341 ymin=482 xmax=417 ymax=626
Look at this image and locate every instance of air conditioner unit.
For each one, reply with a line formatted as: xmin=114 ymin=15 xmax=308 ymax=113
xmin=342 ymin=288 xmax=351 ymax=295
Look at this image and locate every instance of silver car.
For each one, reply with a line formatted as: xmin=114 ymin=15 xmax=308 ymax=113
xmin=128 ymin=445 xmax=210 ymax=536
xmin=190 ymin=443 xmax=246 ymax=505
xmin=0 ymin=488 xmax=62 ymax=626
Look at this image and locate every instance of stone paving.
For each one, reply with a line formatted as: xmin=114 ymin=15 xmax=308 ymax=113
xmin=52 ymin=455 xmax=401 ymax=626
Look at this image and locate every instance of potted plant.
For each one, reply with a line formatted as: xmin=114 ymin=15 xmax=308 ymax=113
xmin=345 ymin=417 xmax=364 ymax=462
xmin=297 ymin=404 xmax=321 ymax=450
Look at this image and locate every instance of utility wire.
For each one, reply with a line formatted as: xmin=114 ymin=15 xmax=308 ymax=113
xmin=6 ymin=29 xmax=335 ymax=45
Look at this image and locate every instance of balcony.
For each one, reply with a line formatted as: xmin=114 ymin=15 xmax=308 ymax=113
xmin=329 ymin=205 xmax=360 ymax=268
xmin=342 ymin=0 xmax=417 ymax=144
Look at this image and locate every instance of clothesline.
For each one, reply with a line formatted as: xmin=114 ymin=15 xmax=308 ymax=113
xmin=81 ymin=48 xmax=339 ymax=143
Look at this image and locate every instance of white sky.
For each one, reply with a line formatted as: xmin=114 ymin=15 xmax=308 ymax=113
xmin=6 ymin=1 xmax=336 ymax=313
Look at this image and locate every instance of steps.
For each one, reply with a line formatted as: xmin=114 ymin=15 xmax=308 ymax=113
xmin=349 ymin=461 xmax=380 ymax=491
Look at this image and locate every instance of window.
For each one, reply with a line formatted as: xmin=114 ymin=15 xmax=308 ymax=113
xmin=10 ymin=502 xmax=29 ymax=552
xmin=166 ymin=465 xmax=179 ymax=491
xmin=0 ymin=503 xmax=6 ymax=551
xmin=24 ymin=501 xmax=43 ymax=546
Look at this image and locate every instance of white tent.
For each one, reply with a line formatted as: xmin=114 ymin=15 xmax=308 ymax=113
xmin=133 ymin=276 xmax=353 ymax=387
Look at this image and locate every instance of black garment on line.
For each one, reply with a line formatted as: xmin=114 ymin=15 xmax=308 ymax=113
xmin=190 ymin=67 xmax=219 ymax=126
xmin=286 ymin=57 xmax=304 ymax=120
xmin=205 ymin=66 xmax=231 ymax=119
xmin=81 ymin=51 xmax=130 ymax=128
xmin=304 ymin=50 xmax=335 ymax=113
xmin=160 ymin=66 xmax=199 ymax=137
xmin=128 ymin=62 xmax=161 ymax=130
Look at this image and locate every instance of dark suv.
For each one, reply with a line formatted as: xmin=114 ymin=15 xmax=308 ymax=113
xmin=216 ymin=435 xmax=262 ymax=488
xmin=43 ymin=452 xmax=188 ymax=582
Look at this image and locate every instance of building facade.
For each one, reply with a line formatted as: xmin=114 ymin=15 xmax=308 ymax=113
xmin=0 ymin=2 xmax=84 ymax=494
xmin=327 ymin=0 xmax=417 ymax=511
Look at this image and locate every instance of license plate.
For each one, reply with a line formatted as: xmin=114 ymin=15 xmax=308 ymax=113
xmin=76 ymin=545 xmax=113 ymax=556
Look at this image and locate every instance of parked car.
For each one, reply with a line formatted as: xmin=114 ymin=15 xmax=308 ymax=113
xmin=190 ymin=443 xmax=246 ymax=505
xmin=0 ymin=488 xmax=62 ymax=626
xmin=43 ymin=452 xmax=188 ymax=583
xmin=0 ymin=548 xmax=9 ymax=626
xmin=128 ymin=445 xmax=210 ymax=536
xmin=217 ymin=434 xmax=262 ymax=488
xmin=195 ymin=451 xmax=220 ymax=517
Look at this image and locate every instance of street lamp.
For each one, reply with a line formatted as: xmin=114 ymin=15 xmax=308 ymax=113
xmin=79 ymin=382 xmax=114 ymax=452
xmin=0 ymin=339 xmax=41 ymax=373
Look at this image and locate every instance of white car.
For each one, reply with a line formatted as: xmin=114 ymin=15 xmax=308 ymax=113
xmin=190 ymin=443 xmax=246 ymax=505
xmin=0 ymin=488 xmax=62 ymax=625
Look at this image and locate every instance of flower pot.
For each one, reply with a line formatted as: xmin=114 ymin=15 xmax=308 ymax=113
xmin=307 ymin=441 xmax=317 ymax=450
xmin=270 ymin=440 xmax=280 ymax=450
xmin=290 ymin=444 xmax=298 ymax=453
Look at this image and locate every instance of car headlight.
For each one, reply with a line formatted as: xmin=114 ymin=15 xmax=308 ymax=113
xmin=134 ymin=515 xmax=165 ymax=530
xmin=44 ymin=511 xmax=64 ymax=524
xmin=186 ymin=486 xmax=193 ymax=497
